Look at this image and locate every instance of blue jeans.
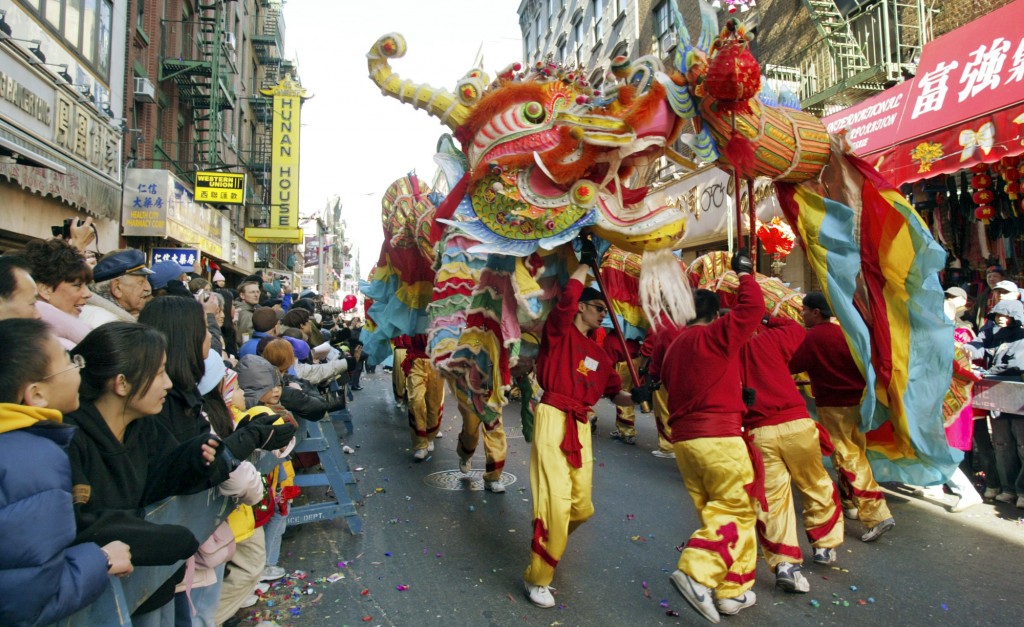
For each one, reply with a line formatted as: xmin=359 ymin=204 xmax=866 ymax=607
xmin=188 ymin=562 xmax=225 ymax=626
xmin=264 ymin=509 xmax=288 ymax=566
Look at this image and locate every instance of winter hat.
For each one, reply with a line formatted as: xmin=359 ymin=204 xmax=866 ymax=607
xmin=579 ymin=287 xmax=604 ymax=303
xmin=236 ymin=355 xmax=281 ymax=408
xmin=198 ymin=353 xmax=227 ymax=396
xmin=252 ymin=307 xmax=279 ymax=333
xmin=802 ymin=292 xmax=833 ymax=318
xmin=213 ymin=270 xmax=226 ymax=283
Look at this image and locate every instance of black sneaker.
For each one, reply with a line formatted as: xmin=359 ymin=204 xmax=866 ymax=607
xmin=812 ymin=547 xmax=837 ymax=565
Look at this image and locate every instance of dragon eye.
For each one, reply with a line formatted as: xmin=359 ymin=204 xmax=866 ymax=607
xmin=522 ymin=101 xmax=546 ymax=124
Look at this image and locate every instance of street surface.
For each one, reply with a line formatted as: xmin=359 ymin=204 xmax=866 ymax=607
xmin=245 ymin=371 xmax=1024 ymax=626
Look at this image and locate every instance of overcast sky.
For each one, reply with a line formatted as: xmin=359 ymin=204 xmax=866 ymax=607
xmin=285 ymin=0 xmax=524 ymax=278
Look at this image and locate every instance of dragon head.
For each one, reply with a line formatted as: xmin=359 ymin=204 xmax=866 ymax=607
xmin=368 ymin=33 xmax=690 ymax=257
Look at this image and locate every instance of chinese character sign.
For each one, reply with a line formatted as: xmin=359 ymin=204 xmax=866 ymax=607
xmin=152 ymin=248 xmax=199 ymax=272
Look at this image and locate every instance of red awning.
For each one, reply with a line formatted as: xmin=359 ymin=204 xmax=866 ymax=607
xmin=823 ymin=0 xmax=1024 ymax=186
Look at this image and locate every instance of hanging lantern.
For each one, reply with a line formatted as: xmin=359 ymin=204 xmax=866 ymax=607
xmin=1006 ymin=181 xmax=1020 ymax=200
xmin=756 ymin=216 xmax=797 ymax=257
xmin=971 ymin=164 xmax=995 ymax=224
xmin=705 ymin=20 xmax=761 ymax=115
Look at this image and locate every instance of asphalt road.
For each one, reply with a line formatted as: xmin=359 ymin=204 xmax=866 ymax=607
xmin=241 ymin=370 xmax=1024 ymax=626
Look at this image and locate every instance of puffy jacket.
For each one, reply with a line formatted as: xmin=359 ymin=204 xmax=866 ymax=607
xmin=280 ymin=374 xmax=329 ymax=421
xmin=0 ymin=404 xmax=109 ymax=626
xmin=966 ymin=299 xmax=1024 ymax=377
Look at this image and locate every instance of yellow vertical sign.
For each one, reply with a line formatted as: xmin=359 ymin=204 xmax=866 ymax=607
xmin=245 ymin=78 xmax=310 ymax=244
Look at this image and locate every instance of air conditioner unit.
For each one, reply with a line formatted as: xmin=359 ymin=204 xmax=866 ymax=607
xmin=224 ymin=32 xmax=237 ymax=51
xmin=133 ymin=77 xmax=156 ymax=103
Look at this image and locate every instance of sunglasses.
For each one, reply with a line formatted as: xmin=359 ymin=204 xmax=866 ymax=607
xmin=583 ymin=302 xmax=608 ymax=315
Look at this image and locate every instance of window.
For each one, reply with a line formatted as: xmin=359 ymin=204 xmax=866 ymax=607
xmin=558 ymin=41 xmax=566 ymax=64
xmin=573 ymin=17 xmax=584 ymax=65
xmin=592 ymin=0 xmax=603 ymax=42
xmin=18 ymin=0 xmax=113 ymax=79
xmin=653 ymin=1 xmax=676 ymax=55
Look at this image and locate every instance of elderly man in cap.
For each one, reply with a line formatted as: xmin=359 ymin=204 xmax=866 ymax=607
xmin=80 ymin=249 xmax=154 ymax=327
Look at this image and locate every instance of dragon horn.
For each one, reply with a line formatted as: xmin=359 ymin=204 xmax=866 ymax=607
xmin=367 ymin=33 xmax=471 ymax=130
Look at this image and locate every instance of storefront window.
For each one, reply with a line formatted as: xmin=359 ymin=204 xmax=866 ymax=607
xmin=64 ymin=0 xmax=80 ymax=48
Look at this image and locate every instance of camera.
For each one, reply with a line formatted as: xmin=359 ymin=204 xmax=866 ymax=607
xmin=51 ymin=218 xmax=85 ymax=239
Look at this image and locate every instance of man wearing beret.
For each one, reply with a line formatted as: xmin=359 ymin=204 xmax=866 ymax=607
xmin=80 ymin=249 xmax=154 ymax=327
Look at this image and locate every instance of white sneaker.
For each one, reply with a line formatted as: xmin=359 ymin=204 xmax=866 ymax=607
xmin=651 ymin=449 xmax=676 ymax=459
xmin=459 ymin=456 xmax=472 ymax=474
xmin=843 ymin=507 xmax=859 ymax=520
xmin=427 ymin=441 xmax=435 ymax=452
xmin=523 ymin=580 xmax=555 ymax=608
xmin=775 ymin=562 xmax=810 ymax=593
xmin=254 ymin=582 xmax=270 ymax=594
xmin=994 ymin=491 xmax=1016 ymax=503
xmin=670 ymin=570 xmax=719 ymax=623
xmin=412 ymin=448 xmax=428 ymax=461
xmin=812 ymin=547 xmax=838 ymax=565
xmin=950 ymin=491 xmax=983 ymax=513
xmin=484 ymin=480 xmax=506 ymax=493
xmin=860 ymin=517 xmax=895 ymax=542
xmin=434 ymin=430 xmax=443 ymax=438
xmin=259 ymin=565 xmax=286 ymax=581
xmin=239 ymin=594 xmax=259 ymax=608
xmin=716 ymin=591 xmax=756 ymax=615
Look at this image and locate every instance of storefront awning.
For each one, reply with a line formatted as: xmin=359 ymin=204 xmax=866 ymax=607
xmin=823 ymin=0 xmax=1024 ymax=186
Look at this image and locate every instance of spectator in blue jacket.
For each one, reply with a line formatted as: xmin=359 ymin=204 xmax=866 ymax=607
xmin=0 ymin=318 xmax=133 ymax=626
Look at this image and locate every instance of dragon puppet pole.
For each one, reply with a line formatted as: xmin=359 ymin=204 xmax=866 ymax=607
xmin=748 ymin=178 xmax=758 ymax=269
xmin=583 ymin=248 xmax=650 ymax=412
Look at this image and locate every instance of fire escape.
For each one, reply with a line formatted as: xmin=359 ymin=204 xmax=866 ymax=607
xmin=764 ymin=0 xmax=930 ymax=114
xmin=159 ymin=2 xmax=238 ymax=175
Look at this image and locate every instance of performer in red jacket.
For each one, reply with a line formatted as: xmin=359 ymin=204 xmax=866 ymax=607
xmin=522 ymin=261 xmax=633 ymax=609
xmin=643 ymin=314 xmax=684 ymax=458
xmin=740 ymin=315 xmax=844 ymax=594
xmin=661 ymin=252 xmax=764 ymax=623
xmin=789 ymin=292 xmax=895 ymax=543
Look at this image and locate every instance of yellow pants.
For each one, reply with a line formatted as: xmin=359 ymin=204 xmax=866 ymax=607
xmin=674 ymin=437 xmax=757 ymax=599
xmin=407 ymin=357 xmax=445 ymax=450
xmin=749 ymin=418 xmax=844 ymax=569
xmin=392 ymin=347 xmax=408 ymax=403
xmin=524 ymin=403 xmax=594 ymax=587
xmin=652 ymin=386 xmax=673 ymax=453
xmin=817 ymin=406 xmax=892 ymax=527
xmin=613 ymin=359 xmax=641 ymax=437
xmin=452 ymin=380 xmax=508 ymax=481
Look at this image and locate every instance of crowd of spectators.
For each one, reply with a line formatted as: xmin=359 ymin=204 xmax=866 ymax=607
xmin=0 ymin=221 xmax=362 ymax=626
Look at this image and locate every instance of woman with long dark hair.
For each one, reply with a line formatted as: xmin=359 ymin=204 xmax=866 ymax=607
xmin=217 ymin=288 xmax=239 ymax=357
xmin=138 ymin=296 xmax=212 ymax=444
xmin=66 ymin=322 xmax=221 ymax=625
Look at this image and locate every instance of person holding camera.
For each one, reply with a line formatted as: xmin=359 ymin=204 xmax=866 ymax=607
xmin=21 ymin=238 xmax=93 ymax=348
xmin=660 ymin=251 xmax=764 ymax=623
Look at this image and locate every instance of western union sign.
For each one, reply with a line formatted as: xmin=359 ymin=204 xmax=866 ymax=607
xmin=195 ymin=171 xmax=246 ymax=205
xmin=245 ymin=77 xmax=310 ymax=245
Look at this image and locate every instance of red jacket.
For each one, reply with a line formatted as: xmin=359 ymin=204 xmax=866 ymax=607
xmin=536 ymin=279 xmax=621 ymax=407
xmin=788 ymin=321 xmax=865 ymax=407
xmin=740 ymin=316 xmax=810 ymax=430
xmin=662 ymin=274 xmax=765 ymax=441
xmin=644 ymin=319 xmax=684 ymax=382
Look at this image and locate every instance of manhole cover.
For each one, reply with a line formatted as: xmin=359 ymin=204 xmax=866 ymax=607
xmin=423 ymin=470 xmax=518 ymax=491
xmin=504 ymin=426 xmax=523 ymax=439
